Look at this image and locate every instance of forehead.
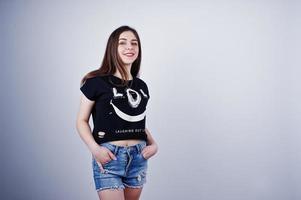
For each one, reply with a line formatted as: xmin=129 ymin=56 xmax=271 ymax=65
xmin=119 ymin=31 xmax=137 ymax=41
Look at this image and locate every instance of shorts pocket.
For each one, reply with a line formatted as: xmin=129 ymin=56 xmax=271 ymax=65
xmin=92 ymin=158 xmax=101 ymax=174
xmin=138 ymin=152 xmax=148 ymax=161
xmin=99 ymin=143 xmax=118 ymax=166
xmin=139 ymin=146 xmax=148 ymax=160
xmin=100 ymin=143 xmax=116 ymax=154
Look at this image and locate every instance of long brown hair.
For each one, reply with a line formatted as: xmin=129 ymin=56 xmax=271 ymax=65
xmin=80 ymin=25 xmax=142 ymax=87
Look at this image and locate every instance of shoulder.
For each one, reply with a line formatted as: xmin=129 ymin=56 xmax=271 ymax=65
xmin=135 ymin=77 xmax=149 ymax=88
xmin=135 ymin=77 xmax=150 ymax=96
xmin=84 ymin=75 xmax=108 ymax=84
xmin=81 ymin=75 xmax=109 ymax=90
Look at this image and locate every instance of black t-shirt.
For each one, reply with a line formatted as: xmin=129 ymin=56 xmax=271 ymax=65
xmin=80 ymin=74 xmax=150 ymax=144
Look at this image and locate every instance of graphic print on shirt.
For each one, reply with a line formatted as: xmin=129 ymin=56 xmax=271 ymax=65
xmin=110 ymin=87 xmax=149 ymax=122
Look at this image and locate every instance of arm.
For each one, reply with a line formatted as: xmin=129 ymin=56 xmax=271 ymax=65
xmin=76 ymin=94 xmax=117 ymax=172
xmin=75 ymin=94 xmax=100 ymax=153
xmin=142 ymin=127 xmax=158 ymax=159
xmin=145 ymin=127 xmax=157 ymax=146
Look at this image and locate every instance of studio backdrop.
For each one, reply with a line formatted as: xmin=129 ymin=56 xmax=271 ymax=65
xmin=1 ymin=0 xmax=300 ymax=200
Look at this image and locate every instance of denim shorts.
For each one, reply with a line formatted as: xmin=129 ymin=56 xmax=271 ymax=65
xmin=92 ymin=140 xmax=148 ymax=192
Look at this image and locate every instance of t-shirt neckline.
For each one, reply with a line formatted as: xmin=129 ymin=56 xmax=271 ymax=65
xmin=109 ymin=74 xmax=134 ymax=82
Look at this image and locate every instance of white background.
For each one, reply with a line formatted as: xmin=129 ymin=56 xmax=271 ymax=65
xmin=1 ymin=0 xmax=300 ymax=199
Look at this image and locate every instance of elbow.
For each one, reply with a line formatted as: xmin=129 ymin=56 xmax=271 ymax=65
xmin=75 ymin=118 xmax=89 ymax=131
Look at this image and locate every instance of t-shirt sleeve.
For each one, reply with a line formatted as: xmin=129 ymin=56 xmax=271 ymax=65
xmin=145 ymin=82 xmax=150 ymax=100
xmin=80 ymin=77 xmax=100 ymax=101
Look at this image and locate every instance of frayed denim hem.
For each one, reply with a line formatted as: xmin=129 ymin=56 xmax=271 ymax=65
xmin=123 ymin=183 xmax=145 ymax=189
xmin=96 ymin=185 xmax=125 ymax=192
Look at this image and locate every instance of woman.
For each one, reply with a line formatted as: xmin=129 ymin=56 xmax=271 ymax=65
xmin=76 ymin=25 xmax=158 ymax=200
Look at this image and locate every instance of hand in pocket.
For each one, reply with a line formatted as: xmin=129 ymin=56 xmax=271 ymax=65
xmin=141 ymin=143 xmax=158 ymax=160
xmin=92 ymin=146 xmax=117 ymax=173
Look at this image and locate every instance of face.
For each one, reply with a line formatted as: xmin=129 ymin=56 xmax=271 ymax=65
xmin=117 ymin=31 xmax=139 ymax=65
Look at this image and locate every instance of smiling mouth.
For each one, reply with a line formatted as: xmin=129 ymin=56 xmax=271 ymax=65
xmin=110 ymin=100 xmax=146 ymax=122
xmin=124 ymin=53 xmax=135 ymax=57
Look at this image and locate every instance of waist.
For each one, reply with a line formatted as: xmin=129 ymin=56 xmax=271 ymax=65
xmin=100 ymin=140 xmax=147 ymax=154
xmin=108 ymin=139 xmax=145 ymax=147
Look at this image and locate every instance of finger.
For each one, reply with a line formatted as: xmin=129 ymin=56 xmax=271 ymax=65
xmin=143 ymin=153 xmax=148 ymax=159
xmin=141 ymin=148 xmax=148 ymax=155
xmin=141 ymin=146 xmax=148 ymax=154
xmin=108 ymin=151 xmax=117 ymax=160
xmin=96 ymin=160 xmax=105 ymax=173
xmin=142 ymin=152 xmax=148 ymax=159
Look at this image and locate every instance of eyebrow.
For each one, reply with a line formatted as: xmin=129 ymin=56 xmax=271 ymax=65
xmin=119 ymin=38 xmax=138 ymax=42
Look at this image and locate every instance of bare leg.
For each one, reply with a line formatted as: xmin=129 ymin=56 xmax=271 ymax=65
xmin=124 ymin=187 xmax=143 ymax=200
xmin=97 ymin=188 xmax=125 ymax=200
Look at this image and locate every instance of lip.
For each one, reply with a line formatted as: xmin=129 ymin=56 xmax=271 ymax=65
xmin=124 ymin=52 xmax=135 ymax=57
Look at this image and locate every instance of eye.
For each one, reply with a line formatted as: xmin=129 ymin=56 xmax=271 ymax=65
xmin=132 ymin=43 xmax=138 ymax=46
xmin=119 ymin=42 xmax=126 ymax=45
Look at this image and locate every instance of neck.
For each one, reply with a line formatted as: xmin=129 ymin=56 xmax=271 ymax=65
xmin=114 ymin=65 xmax=133 ymax=80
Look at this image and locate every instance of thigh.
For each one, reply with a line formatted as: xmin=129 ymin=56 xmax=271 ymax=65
xmin=98 ymin=188 xmax=125 ymax=200
xmin=124 ymin=187 xmax=143 ymax=200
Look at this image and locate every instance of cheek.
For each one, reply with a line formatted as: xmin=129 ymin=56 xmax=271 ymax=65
xmin=135 ymin=48 xmax=139 ymax=57
xmin=117 ymin=47 xmax=123 ymax=55
xmin=117 ymin=49 xmax=126 ymax=60
xmin=135 ymin=46 xmax=139 ymax=53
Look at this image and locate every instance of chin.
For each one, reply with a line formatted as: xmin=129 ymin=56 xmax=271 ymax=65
xmin=122 ymin=59 xmax=136 ymax=65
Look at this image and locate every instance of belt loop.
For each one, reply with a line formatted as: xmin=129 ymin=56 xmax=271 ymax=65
xmin=114 ymin=145 xmax=119 ymax=155
xmin=136 ymin=143 xmax=141 ymax=154
xmin=137 ymin=142 xmax=145 ymax=154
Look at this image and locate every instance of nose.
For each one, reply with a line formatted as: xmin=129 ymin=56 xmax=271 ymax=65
xmin=126 ymin=44 xmax=134 ymax=50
